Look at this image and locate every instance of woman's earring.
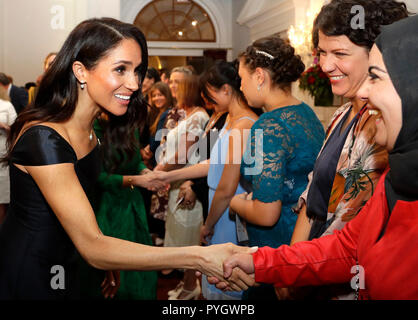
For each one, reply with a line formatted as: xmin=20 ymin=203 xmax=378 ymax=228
xmin=80 ymin=82 xmax=86 ymax=90
xmin=257 ymin=84 xmax=261 ymax=91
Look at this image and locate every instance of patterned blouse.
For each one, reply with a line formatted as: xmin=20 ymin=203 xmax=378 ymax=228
xmin=296 ymin=102 xmax=389 ymax=237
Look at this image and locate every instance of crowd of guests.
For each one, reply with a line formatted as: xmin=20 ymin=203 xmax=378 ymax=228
xmin=0 ymin=0 xmax=417 ymax=301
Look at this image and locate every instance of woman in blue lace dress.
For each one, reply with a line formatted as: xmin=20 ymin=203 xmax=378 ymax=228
xmin=230 ymin=35 xmax=325 ymax=300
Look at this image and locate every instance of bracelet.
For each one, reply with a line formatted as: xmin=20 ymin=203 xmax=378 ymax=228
xmin=127 ymin=178 xmax=134 ymax=190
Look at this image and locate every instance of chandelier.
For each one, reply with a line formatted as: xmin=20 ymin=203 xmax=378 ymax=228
xmin=288 ymin=3 xmax=323 ymax=59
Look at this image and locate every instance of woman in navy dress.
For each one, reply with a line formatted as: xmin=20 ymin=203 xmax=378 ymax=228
xmin=0 ymin=18 xmax=254 ymax=300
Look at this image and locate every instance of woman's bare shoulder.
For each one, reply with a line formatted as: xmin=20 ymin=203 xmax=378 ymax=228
xmin=231 ymin=113 xmax=258 ymax=130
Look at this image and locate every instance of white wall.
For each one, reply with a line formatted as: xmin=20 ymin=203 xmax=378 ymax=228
xmin=231 ymin=0 xmax=251 ymax=59
xmin=0 ymin=0 xmax=120 ymax=87
xmin=237 ymin=0 xmax=298 ymax=42
xmin=1 ymin=0 xmax=415 ymax=86
xmin=0 ymin=0 xmax=4 ymax=76
xmin=404 ymin=0 xmax=418 ymax=13
xmin=88 ymin=0 xmax=120 ymax=19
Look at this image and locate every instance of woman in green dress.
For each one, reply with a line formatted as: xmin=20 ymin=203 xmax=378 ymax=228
xmin=79 ymin=118 xmax=166 ymax=299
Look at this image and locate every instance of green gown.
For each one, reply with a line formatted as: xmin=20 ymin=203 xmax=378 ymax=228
xmin=79 ymin=121 xmax=157 ymax=300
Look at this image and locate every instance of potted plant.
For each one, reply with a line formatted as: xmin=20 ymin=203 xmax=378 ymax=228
xmin=299 ymin=56 xmax=334 ymax=106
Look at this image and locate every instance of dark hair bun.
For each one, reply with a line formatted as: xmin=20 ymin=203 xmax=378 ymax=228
xmin=200 ymin=60 xmax=245 ymax=103
xmin=239 ymin=36 xmax=305 ymax=89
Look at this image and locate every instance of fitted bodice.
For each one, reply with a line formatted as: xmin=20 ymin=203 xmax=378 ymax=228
xmin=0 ymin=125 xmax=100 ymax=299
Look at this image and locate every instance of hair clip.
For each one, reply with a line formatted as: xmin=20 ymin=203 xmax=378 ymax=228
xmin=255 ymin=50 xmax=275 ymax=60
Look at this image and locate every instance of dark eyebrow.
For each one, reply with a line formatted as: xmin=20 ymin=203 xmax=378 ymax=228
xmin=113 ymin=60 xmax=133 ymax=65
xmin=317 ymin=46 xmax=348 ymax=53
xmin=369 ymin=66 xmax=387 ymax=74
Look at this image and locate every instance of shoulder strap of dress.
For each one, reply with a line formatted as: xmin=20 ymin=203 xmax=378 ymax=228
xmin=236 ymin=116 xmax=256 ymax=123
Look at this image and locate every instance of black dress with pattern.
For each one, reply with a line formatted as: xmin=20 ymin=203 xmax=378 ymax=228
xmin=0 ymin=125 xmax=100 ymax=299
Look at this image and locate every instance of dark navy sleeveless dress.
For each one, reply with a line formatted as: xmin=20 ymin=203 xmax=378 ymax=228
xmin=0 ymin=125 xmax=100 ymax=299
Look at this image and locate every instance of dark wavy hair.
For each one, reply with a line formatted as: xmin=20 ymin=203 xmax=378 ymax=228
xmin=2 ymin=18 xmax=149 ymax=170
xmin=145 ymin=67 xmax=161 ymax=83
xmin=239 ymin=36 xmax=305 ymax=91
xmin=312 ymin=0 xmax=411 ymax=50
xmin=200 ymin=60 xmax=246 ymax=105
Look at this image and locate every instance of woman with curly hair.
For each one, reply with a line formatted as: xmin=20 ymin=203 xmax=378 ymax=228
xmin=228 ymin=35 xmax=325 ymax=300
xmin=288 ymin=0 xmax=410 ymax=299
xmin=220 ymin=14 xmax=418 ymax=300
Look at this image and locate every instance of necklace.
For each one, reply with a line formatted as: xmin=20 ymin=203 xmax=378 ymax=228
xmin=206 ymin=112 xmax=225 ymax=133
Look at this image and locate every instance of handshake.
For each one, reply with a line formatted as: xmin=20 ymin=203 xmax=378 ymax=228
xmin=197 ymin=243 xmax=259 ymax=292
xmin=134 ymin=169 xmax=171 ymax=192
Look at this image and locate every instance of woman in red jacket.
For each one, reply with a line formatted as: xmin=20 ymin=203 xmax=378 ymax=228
xmin=219 ymin=15 xmax=418 ymax=300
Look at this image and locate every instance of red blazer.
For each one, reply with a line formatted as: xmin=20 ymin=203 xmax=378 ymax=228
xmin=253 ymin=168 xmax=418 ymax=299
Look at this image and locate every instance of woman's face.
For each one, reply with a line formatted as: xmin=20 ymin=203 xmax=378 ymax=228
xmin=238 ymin=59 xmax=263 ymax=108
xmin=161 ymin=72 xmax=170 ymax=84
xmin=204 ymin=85 xmax=230 ymax=113
xmin=318 ymin=31 xmax=369 ymax=99
xmin=142 ymin=76 xmax=155 ymax=94
xmin=151 ymin=88 xmax=167 ymax=109
xmin=84 ymin=38 xmax=142 ymax=116
xmin=169 ymin=71 xmax=186 ymax=99
xmin=201 ymin=94 xmax=215 ymax=112
xmin=357 ymin=45 xmax=402 ymax=151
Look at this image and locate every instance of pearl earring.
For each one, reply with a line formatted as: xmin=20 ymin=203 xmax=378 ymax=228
xmin=80 ymin=82 xmax=86 ymax=90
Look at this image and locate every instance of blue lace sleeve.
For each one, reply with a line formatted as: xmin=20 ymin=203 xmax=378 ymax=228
xmin=243 ymin=117 xmax=290 ymax=203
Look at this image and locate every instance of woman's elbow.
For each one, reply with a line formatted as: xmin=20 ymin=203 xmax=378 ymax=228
xmin=85 ymin=254 xmax=110 ymax=270
xmin=256 ymin=215 xmax=279 ymax=227
xmin=76 ymin=238 xmax=110 ymax=270
xmin=254 ymin=204 xmax=281 ymax=227
xmin=216 ymin=186 xmax=236 ymax=200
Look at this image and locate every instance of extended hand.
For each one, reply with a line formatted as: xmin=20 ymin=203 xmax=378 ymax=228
xmin=178 ymin=181 xmax=196 ymax=210
xmin=223 ymin=251 xmax=255 ymax=278
xmin=152 ymin=170 xmax=170 ymax=184
xmin=208 ymin=251 xmax=257 ymax=291
xmin=196 ymin=243 xmax=258 ymax=291
xmin=143 ymin=171 xmax=170 ymax=192
xmin=200 ymin=224 xmax=214 ymax=245
xmin=153 ymin=163 xmax=165 ymax=172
